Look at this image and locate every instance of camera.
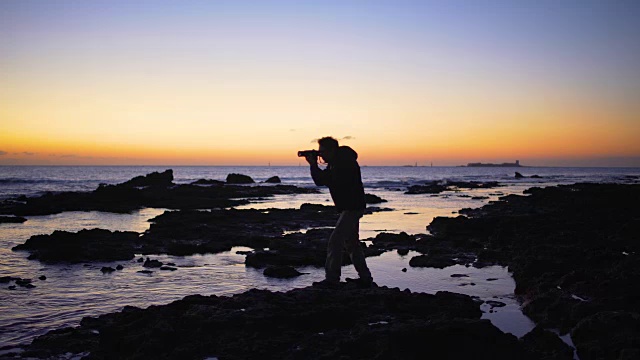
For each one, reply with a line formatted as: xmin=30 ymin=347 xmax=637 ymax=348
xmin=297 ymin=150 xmax=321 ymax=157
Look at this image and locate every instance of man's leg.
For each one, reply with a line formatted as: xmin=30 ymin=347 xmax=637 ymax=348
xmin=344 ymin=211 xmax=372 ymax=282
xmin=325 ymin=211 xmax=353 ymax=283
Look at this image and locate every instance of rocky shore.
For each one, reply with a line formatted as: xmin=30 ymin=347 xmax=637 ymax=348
xmin=5 ymin=170 xmax=639 ymax=359
xmin=0 ymin=170 xmax=319 ymax=216
xmin=14 ymin=285 xmax=569 ymax=360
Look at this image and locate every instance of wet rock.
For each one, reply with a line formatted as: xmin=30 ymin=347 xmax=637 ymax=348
xmin=409 ymin=254 xmax=457 ymax=269
xmin=364 ymin=193 xmax=387 ymax=204
xmin=0 ymin=276 xmax=20 ymax=283
xmin=101 ymin=267 xmax=116 ymax=274
xmin=264 ymin=176 xmax=281 ymax=184
xmin=424 ymin=183 xmax=640 ymax=338
xmin=20 ymin=286 xmax=535 ymax=359
xmin=116 ymin=265 xmax=124 ymax=270
xmin=472 ymin=196 xmax=489 ymax=200
xmin=370 ymin=232 xmax=416 ymax=250
xmin=397 ymin=248 xmax=409 ymax=256
xmin=571 ymin=311 xmax=640 ymax=360
xmin=160 ymin=266 xmax=177 ymax=271
xmin=406 ymin=183 xmax=448 ymax=194
xmin=121 ymin=170 xmax=173 ymax=187
xmin=0 ymin=170 xmax=318 ymax=216
xmin=515 ymin=172 xmax=524 ymax=179
xmin=8 ymin=285 xmax=16 ymax=290
xmin=39 ymin=275 xmax=47 ymax=280
xmin=12 ymin=229 xmax=139 ymax=263
xmin=0 ymin=215 xmax=27 ymax=223
xmin=531 ymin=175 xmax=542 ymax=179
xmin=451 ymin=274 xmax=469 ymax=278
xmin=191 ymin=179 xmax=225 ymax=186
xmin=401 ymin=268 xmax=407 ymax=272
xmin=485 ymin=300 xmax=507 ymax=309
xmin=263 ymin=265 xmax=304 ymax=278
xmin=137 ymin=270 xmax=153 ymax=274
xmin=226 ymin=173 xmax=254 ymax=184
xmin=143 ymin=259 xmax=163 ymax=268
xmin=521 ymin=326 xmax=574 ymax=360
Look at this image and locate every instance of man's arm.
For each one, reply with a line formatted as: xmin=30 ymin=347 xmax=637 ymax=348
xmin=306 ymin=154 xmax=330 ymax=186
xmin=310 ymin=163 xmax=330 ymax=186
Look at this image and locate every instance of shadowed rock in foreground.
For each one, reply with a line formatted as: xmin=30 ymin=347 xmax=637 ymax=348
xmin=425 ymin=183 xmax=640 ymax=359
xmin=20 ymin=286 xmax=539 ymax=360
xmin=0 ymin=170 xmax=319 ymax=216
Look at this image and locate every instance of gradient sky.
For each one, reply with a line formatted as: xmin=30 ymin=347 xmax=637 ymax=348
xmin=1 ymin=0 xmax=639 ymax=166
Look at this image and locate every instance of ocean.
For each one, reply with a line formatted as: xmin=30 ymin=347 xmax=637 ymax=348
xmin=1 ymin=165 xmax=639 ymax=352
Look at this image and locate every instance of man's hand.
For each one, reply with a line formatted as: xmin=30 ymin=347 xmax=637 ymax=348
xmin=305 ymin=153 xmax=318 ymax=166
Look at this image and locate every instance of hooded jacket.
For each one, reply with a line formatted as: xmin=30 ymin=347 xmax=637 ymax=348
xmin=310 ymin=146 xmax=366 ymax=211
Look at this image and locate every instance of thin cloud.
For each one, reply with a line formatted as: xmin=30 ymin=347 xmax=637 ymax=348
xmin=60 ymin=154 xmax=77 ymax=158
xmin=341 ymin=136 xmax=355 ymax=140
xmin=23 ymin=152 xmax=36 ymax=156
xmin=0 ymin=150 xmax=7 ymax=156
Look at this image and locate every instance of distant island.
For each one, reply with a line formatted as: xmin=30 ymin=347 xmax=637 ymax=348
xmin=466 ymin=160 xmax=522 ymax=167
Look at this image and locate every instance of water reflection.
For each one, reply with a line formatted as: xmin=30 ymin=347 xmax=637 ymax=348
xmin=1 ymin=188 xmax=536 ymax=348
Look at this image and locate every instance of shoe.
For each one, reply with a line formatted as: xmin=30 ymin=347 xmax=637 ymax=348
xmin=312 ymin=279 xmax=341 ymax=289
xmin=345 ymin=277 xmax=375 ymax=289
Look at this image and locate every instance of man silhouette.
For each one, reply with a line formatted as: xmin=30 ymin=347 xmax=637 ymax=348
xmin=304 ymin=136 xmax=374 ymax=289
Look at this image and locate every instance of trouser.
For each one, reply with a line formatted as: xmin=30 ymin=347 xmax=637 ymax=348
xmin=325 ymin=210 xmax=372 ymax=283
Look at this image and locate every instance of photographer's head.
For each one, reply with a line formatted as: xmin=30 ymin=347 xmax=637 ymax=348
xmin=318 ymin=136 xmax=339 ymax=163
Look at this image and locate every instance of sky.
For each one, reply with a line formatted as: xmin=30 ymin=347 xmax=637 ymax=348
xmin=1 ymin=0 xmax=639 ymax=166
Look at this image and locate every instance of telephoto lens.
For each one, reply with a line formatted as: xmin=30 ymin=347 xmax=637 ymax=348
xmin=297 ymin=150 xmax=320 ymax=157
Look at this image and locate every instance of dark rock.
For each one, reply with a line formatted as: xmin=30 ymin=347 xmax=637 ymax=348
xmin=371 ymin=232 xmax=416 ymax=250
xmin=101 ymin=267 xmax=116 ymax=274
xmin=364 ymin=193 xmax=387 ymax=204
xmin=0 ymin=170 xmax=318 ymax=216
xmin=191 ymin=179 xmax=225 ymax=186
xmin=121 ymin=170 xmax=173 ymax=187
xmin=404 ymin=212 xmax=419 ymax=215
xmin=571 ymin=311 xmax=640 ymax=360
xmin=423 ymin=183 xmax=640 ymax=340
xmin=166 ymin=263 xmax=176 ymax=266
xmin=137 ymin=257 xmax=144 ymax=262
xmin=264 ymin=176 xmax=281 ymax=184
xmin=20 ymin=286 xmax=535 ymax=359
xmin=0 ymin=276 xmax=20 ymax=283
xmin=137 ymin=270 xmax=153 ymax=274
xmin=15 ymin=278 xmax=31 ymax=286
xmin=472 ymin=196 xmax=489 ymax=200
xmin=406 ymin=183 xmax=448 ymax=194
xmin=409 ymin=254 xmax=457 ymax=269
xmin=485 ymin=300 xmax=507 ymax=308
xmin=8 ymin=285 xmax=16 ymax=290
xmin=12 ymin=229 xmax=139 ymax=263
xmin=39 ymin=275 xmax=47 ymax=280
xmin=397 ymin=248 xmax=409 ymax=256
xmin=263 ymin=265 xmax=304 ymax=278
xmin=451 ymin=274 xmax=469 ymax=278
xmin=160 ymin=266 xmax=177 ymax=271
xmin=0 ymin=215 xmax=27 ymax=223
xmin=143 ymin=259 xmax=163 ymax=268
xmin=226 ymin=173 xmax=254 ymax=184
xmin=531 ymin=175 xmax=542 ymax=179
xmin=521 ymin=326 xmax=574 ymax=360
xmin=515 ymin=172 xmax=524 ymax=179
xmin=486 ymin=278 xmax=499 ymax=281
xmin=115 ymin=265 xmax=124 ymax=270
xmin=402 ymin=268 xmax=407 ymax=272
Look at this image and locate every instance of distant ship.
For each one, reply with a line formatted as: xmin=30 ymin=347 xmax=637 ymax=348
xmin=466 ymin=160 xmax=522 ymax=167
